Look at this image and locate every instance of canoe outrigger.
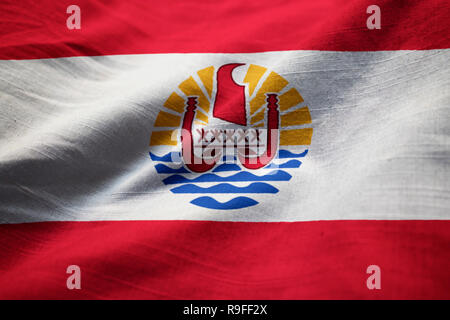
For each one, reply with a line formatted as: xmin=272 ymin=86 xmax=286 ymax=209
xmin=181 ymin=63 xmax=279 ymax=172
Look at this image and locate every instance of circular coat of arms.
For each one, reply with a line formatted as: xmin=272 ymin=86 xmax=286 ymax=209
xmin=149 ymin=63 xmax=313 ymax=210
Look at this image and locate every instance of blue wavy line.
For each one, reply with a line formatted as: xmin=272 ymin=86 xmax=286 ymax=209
xmin=190 ymin=196 xmax=258 ymax=210
xmin=222 ymin=155 xmax=236 ymax=161
xmin=155 ymin=160 xmax=300 ymax=173
xmin=163 ymin=170 xmax=292 ymax=185
xmin=170 ymin=182 xmax=279 ymax=194
xmin=277 ymin=149 xmax=308 ymax=159
xmin=149 ymin=152 xmax=180 ymax=162
xmin=151 ymin=149 xmax=307 ymax=163
xmin=155 ymin=163 xmax=189 ymax=174
xmin=264 ymin=159 xmax=302 ymax=169
xmin=212 ymin=163 xmax=241 ymax=172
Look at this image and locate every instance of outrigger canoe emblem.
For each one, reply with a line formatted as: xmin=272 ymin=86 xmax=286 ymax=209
xmin=149 ymin=62 xmax=313 ymax=210
xmin=181 ymin=63 xmax=280 ymax=172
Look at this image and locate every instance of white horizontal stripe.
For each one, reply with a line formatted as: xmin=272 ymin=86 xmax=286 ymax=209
xmin=0 ymin=50 xmax=449 ymax=223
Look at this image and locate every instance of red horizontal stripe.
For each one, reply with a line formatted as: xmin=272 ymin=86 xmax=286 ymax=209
xmin=1 ymin=0 xmax=449 ymax=59
xmin=0 ymin=220 xmax=448 ymax=299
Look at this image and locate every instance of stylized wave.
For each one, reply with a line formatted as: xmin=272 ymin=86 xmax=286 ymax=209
xmin=162 ymin=170 xmax=292 ymax=185
xmin=277 ymin=149 xmax=308 ymax=159
xmin=170 ymin=182 xmax=278 ymax=194
xmin=264 ymin=159 xmax=302 ymax=169
xmin=190 ymin=196 xmax=258 ymax=210
xmin=149 ymin=152 xmax=180 ymax=162
xmin=155 ymin=163 xmax=189 ymax=174
xmin=151 ymin=149 xmax=308 ymax=163
xmin=212 ymin=163 xmax=241 ymax=172
xmin=221 ymin=155 xmax=236 ymax=161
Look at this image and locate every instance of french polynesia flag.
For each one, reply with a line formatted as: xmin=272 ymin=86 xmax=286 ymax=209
xmin=0 ymin=0 xmax=449 ymax=299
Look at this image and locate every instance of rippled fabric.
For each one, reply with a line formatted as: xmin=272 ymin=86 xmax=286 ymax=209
xmin=0 ymin=0 xmax=449 ymax=300
xmin=0 ymin=50 xmax=449 ymax=223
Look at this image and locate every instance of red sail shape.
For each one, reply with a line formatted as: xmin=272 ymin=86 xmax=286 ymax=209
xmin=213 ymin=63 xmax=247 ymax=126
xmin=181 ymin=97 xmax=221 ymax=173
xmin=238 ymin=94 xmax=279 ymax=170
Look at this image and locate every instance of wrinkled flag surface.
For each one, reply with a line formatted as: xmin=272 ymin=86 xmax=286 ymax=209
xmin=0 ymin=0 xmax=449 ymax=299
